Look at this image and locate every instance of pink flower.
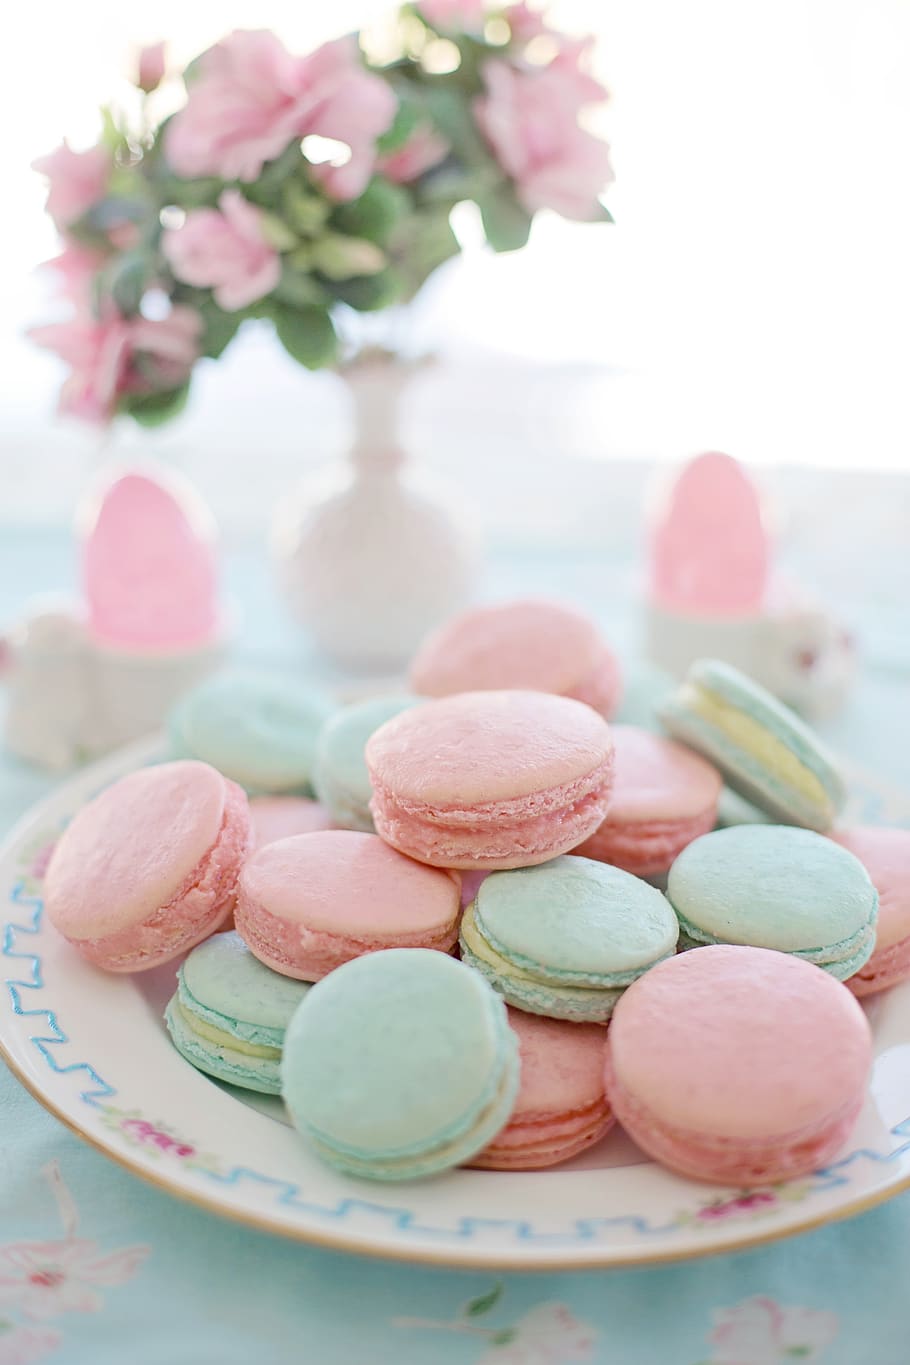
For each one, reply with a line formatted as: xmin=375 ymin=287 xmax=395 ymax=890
xmin=31 ymin=143 xmax=110 ymax=230
xmin=503 ymin=3 xmax=549 ymax=43
xmin=137 ymin=41 xmax=166 ymax=93
xmin=0 ymin=1240 xmax=147 ymax=1321
xmin=378 ymin=125 xmax=449 ymax=183
xmin=418 ymin=0 xmax=486 ymax=29
xmin=165 ymin=30 xmax=395 ymax=197
xmin=708 ymin=1297 xmax=840 ymax=1364
xmin=40 ymin=243 xmax=106 ymax=307
xmin=0 ymin=1321 xmax=62 ymax=1365
xmin=30 ymin=306 xmax=201 ymax=424
xmin=476 ymin=1303 xmax=597 ymax=1365
xmin=162 ymin=189 xmax=280 ymax=311
xmin=474 ymin=56 xmax=613 ymax=220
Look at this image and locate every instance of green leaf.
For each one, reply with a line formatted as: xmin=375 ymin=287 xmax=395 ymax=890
xmin=464 ymin=1283 xmax=503 ymax=1317
xmin=478 ymin=189 xmax=532 ymax=252
xmin=274 ymin=265 xmax=331 ymax=308
xmin=390 ymin=211 xmax=460 ymax=298
xmin=99 ymin=105 xmax=126 ymax=154
xmin=101 ymin=252 xmax=150 ymax=316
xmin=328 ymin=267 xmax=404 ymax=312
xmin=258 ymin=211 xmax=299 ymax=252
xmin=310 ymin=235 xmax=386 ymax=281
xmin=331 ymin=179 xmax=410 ymax=247
xmin=490 ymin=1330 xmax=516 ymax=1347
xmin=197 ymin=303 xmax=241 ymax=360
xmin=123 ymin=381 xmax=190 ymax=427
xmin=422 ymin=83 xmax=489 ymax=164
xmin=245 ymin=142 xmax=307 ymax=208
xmin=785 ymin=1350 xmax=812 ymax=1359
xmin=272 ymin=304 xmax=337 ymax=369
xmin=376 ymin=97 xmax=421 ymax=155
xmin=85 ymin=195 xmax=147 ymax=232
xmin=282 ymin=181 xmax=331 ymax=236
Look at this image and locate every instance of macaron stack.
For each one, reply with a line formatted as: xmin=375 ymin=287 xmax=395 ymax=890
xmin=42 ymin=599 xmax=904 ymax=1191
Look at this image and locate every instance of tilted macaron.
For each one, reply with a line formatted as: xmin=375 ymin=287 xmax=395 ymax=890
xmin=832 ymin=827 xmax=910 ymax=997
xmin=44 ymin=761 xmax=250 ymax=972
xmin=667 ymin=825 xmax=878 ymax=980
xmin=165 ymin=931 xmax=310 ymax=1093
xmin=575 ymin=726 xmax=722 ymax=879
xmin=169 ymin=671 xmax=335 ymax=795
xmin=409 ymin=598 xmax=622 ymax=718
xmin=366 ymin=690 xmax=615 ymax=870
xmin=280 ymin=949 xmax=520 ymax=1181
xmin=604 ymin=945 xmax=872 ymax=1184
xmin=471 ymin=1010 xmax=613 ymax=1170
xmin=312 ymin=695 xmax=419 ymax=831
xmin=658 ymin=659 xmax=846 ymax=830
xmin=236 ymin=830 xmax=462 ymax=980
xmin=460 ymin=856 xmax=679 ymax=1022
xmin=249 ymin=796 xmax=335 ymax=850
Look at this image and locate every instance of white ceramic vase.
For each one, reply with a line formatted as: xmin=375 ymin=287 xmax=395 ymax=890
xmin=271 ymin=358 xmax=479 ymax=670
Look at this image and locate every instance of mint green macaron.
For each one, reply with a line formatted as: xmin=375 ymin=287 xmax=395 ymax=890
xmin=312 ymin=695 xmax=419 ymax=831
xmin=460 ymin=856 xmax=679 ymax=1022
xmin=667 ymin=824 xmax=878 ymax=979
xmin=165 ymin=931 xmax=310 ymax=1093
xmin=280 ymin=949 xmax=520 ymax=1181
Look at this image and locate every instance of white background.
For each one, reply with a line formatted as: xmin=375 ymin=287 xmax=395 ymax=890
xmin=1 ymin=0 xmax=909 ymax=534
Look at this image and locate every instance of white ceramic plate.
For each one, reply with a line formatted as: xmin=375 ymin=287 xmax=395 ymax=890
xmin=3 ymin=737 xmax=910 ymax=1270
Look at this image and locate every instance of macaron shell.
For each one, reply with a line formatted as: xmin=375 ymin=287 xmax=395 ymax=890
xmin=280 ymin=950 xmax=519 ymax=1165
xmin=472 ymin=1010 xmax=613 ymax=1169
xmin=170 ymin=672 xmax=335 ymax=793
xmin=45 ymin=760 xmax=227 ymax=940
xmin=409 ymin=599 xmax=612 ymax=703
xmin=239 ymin=831 xmax=461 ymax=937
xmin=180 ymin=931 xmax=311 ymax=1035
xmin=667 ymin=825 xmax=878 ymax=956
xmin=607 ymin=945 xmax=872 ymax=1141
xmin=249 ymin=797 xmax=335 ymax=849
xmin=460 ymin=905 xmax=626 ymax=1023
xmin=832 ymin=827 xmax=910 ymax=954
xmin=312 ymin=695 xmax=419 ymax=830
xmin=366 ymin=690 xmax=613 ymax=806
xmin=165 ymin=995 xmax=283 ymax=1094
xmin=473 ymin=857 xmax=679 ymax=983
xmin=595 ymin=726 xmax=722 ymax=823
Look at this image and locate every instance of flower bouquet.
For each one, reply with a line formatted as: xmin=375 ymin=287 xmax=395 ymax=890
xmin=31 ymin=1 xmax=613 ymax=425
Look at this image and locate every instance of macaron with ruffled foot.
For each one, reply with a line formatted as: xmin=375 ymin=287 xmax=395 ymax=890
xmin=281 ymin=949 xmax=520 ymax=1181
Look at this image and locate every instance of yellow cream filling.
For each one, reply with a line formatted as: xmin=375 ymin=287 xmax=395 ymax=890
xmin=682 ymin=683 xmax=830 ymax=810
xmin=178 ymin=1002 xmax=281 ymax=1059
xmin=461 ymin=904 xmax=544 ymax=985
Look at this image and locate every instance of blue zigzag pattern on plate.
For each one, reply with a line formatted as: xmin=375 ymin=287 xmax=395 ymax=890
xmin=4 ymin=870 xmax=910 ymax=1245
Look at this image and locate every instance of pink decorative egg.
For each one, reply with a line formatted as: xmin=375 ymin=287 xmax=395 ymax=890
xmin=649 ymin=452 xmax=769 ymax=616
xmin=80 ymin=469 xmax=219 ymax=650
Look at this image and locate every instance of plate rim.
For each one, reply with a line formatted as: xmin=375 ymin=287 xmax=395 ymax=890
xmin=4 ymin=737 xmax=910 ymax=1271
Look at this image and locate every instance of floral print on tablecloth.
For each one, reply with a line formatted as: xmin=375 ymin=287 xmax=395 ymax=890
xmin=394 ymin=1285 xmax=841 ymax=1363
xmin=0 ymin=1163 xmax=147 ymax=1364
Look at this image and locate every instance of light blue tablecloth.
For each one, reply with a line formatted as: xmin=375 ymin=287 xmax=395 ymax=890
xmin=2 ymin=531 xmax=909 ymax=1365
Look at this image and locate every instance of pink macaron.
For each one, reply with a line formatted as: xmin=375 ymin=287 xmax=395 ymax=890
xmin=44 ymin=760 xmax=251 ymax=972
xmin=832 ymin=826 xmax=910 ymax=996
xmin=409 ymin=599 xmax=622 ymax=718
xmin=472 ymin=1010 xmax=613 ymax=1170
xmin=236 ymin=830 xmax=462 ymax=980
xmin=366 ymin=690 xmax=615 ymax=870
xmin=604 ymin=944 xmax=872 ymax=1185
xmin=575 ymin=726 xmax=722 ymax=878
xmin=249 ymin=796 xmax=335 ymax=850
